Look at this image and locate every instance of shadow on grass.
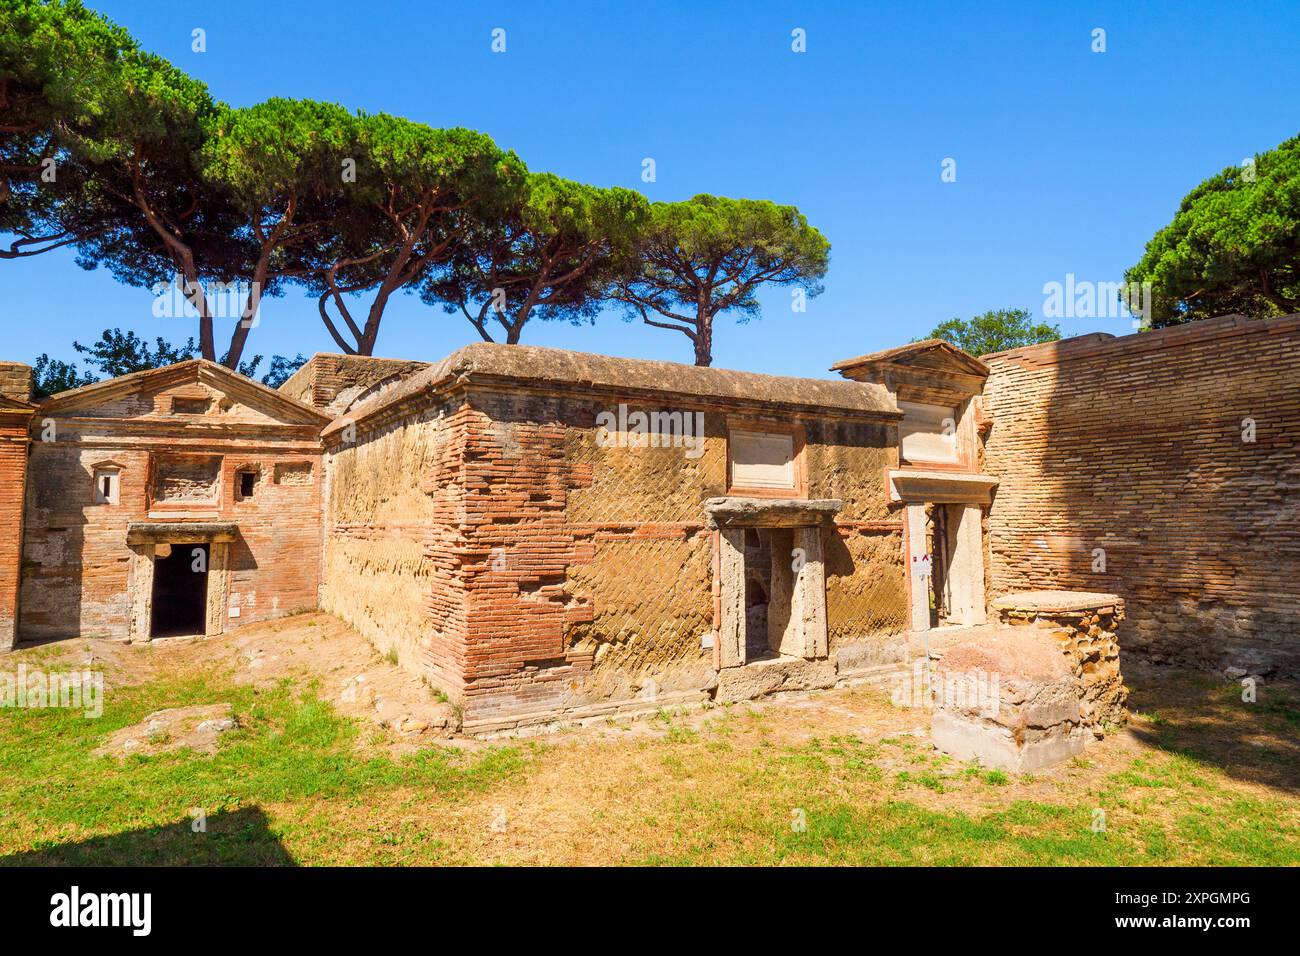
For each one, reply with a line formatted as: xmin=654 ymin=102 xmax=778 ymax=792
xmin=0 ymin=806 xmax=296 ymax=866
xmin=1124 ymin=661 xmax=1300 ymax=796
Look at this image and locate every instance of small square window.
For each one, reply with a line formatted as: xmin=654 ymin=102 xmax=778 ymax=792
xmin=93 ymin=468 xmax=120 ymax=505
xmin=236 ymin=470 xmax=258 ymax=500
xmin=172 ymin=397 xmax=211 ymax=415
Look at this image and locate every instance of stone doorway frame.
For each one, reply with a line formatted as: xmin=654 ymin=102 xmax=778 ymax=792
xmin=704 ymin=497 xmax=841 ymax=668
xmin=888 ymin=470 xmax=998 ymax=631
xmin=125 ymin=522 xmax=236 ymax=642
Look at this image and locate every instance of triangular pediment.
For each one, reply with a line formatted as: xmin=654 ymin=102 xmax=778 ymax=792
xmin=831 ymin=340 xmax=988 ymax=403
xmin=38 ymin=359 xmax=330 ymax=427
xmin=831 ymin=340 xmax=989 ymax=378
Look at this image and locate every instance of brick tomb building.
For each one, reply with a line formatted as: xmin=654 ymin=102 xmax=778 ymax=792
xmin=1 ymin=312 xmax=1297 ymax=731
xmin=2 ymin=360 xmax=327 ymax=648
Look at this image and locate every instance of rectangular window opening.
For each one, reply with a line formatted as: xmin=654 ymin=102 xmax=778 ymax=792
xmin=92 ymin=468 xmax=120 ymax=505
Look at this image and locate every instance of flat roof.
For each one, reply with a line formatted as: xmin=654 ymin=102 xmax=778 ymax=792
xmin=327 ymin=342 xmax=897 ymax=435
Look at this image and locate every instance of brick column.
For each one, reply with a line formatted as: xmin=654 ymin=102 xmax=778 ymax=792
xmin=0 ymin=398 xmax=35 ymax=651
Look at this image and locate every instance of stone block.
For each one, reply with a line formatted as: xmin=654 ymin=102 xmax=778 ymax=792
xmin=930 ymin=628 xmax=1089 ymax=772
xmin=714 ymin=656 xmax=836 ymax=704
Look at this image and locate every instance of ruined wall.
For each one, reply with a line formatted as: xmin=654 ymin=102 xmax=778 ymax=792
xmin=0 ymin=426 xmax=30 ymax=650
xmin=19 ymin=374 xmax=323 ymax=641
xmin=280 ymin=354 xmax=427 ymax=416
xmin=311 ymin=341 xmax=907 ymax=733
xmin=452 ymin=387 xmax=905 ymax=732
xmin=0 ymin=363 xmax=32 ymax=404
xmin=320 ymin=394 xmax=470 ymax=695
xmin=982 ymin=314 xmax=1300 ymax=676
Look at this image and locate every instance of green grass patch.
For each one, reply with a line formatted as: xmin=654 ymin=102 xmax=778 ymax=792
xmin=0 ymin=674 xmax=524 ymax=865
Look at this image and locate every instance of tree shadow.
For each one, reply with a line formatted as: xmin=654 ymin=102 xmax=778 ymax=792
xmin=0 ymin=806 xmax=297 ymax=866
xmin=1124 ymin=661 xmax=1300 ymax=796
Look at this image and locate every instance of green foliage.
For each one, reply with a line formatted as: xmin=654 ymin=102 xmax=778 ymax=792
xmin=258 ymin=353 xmax=308 ymax=389
xmin=0 ymin=0 xmax=141 ymax=258
xmin=72 ymin=327 xmax=196 ymax=377
xmin=925 ymin=308 xmax=1060 ymax=356
xmin=615 ymin=194 xmax=830 ymax=365
xmin=1 ymin=3 xmax=313 ymax=367
xmin=31 ymin=329 xmax=307 ymax=397
xmin=196 ymin=98 xmax=368 ymax=364
xmin=1125 ymin=134 xmax=1300 ymax=326
xmin=30 ymin=353 xmax=96 ymax=399
xmin=4 ymin=0 xmax=259 ymax=363
xmin=30 ymin=327 xmax=196 ymax=398
xmin=298 ymin=114 xmax=525 ymax=355
xmin=3 ymin=5 xmax=829 ymax=367
xmin=423 ymin=172 xmax=648 ymax=343
xmin=202 ymin=98 xmax=357 ymax=205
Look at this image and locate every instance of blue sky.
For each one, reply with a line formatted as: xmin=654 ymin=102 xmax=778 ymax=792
xmin=3 ymin=0 xmax=1298 ymax=379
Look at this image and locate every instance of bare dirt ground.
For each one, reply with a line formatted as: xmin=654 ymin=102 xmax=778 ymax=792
xmin=34 ymin=612 xmax=460 ymax=751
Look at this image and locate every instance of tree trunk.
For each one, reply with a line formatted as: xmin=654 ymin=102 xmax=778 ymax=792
xmin=183 ymin=270 xmax=215 ymax=362
xmin=693 ymin=309 xmax=713 ymax=366
xmin=223 ymin=248 xmax=276 ymax=369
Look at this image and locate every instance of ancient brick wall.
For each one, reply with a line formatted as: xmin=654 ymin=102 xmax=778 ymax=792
xmin=0 ymin=394 xmax=34 ymax=651
xmin=314 ymin=341 xmax=909 ymax=731
xmin=0 ymin=362 xmax=33 ymax=403
xmin=982 ymin=314 xmax=1300 ymax=675
xmin=323 ymin=381 xmax=907 ymax=732
xmin=320 ymin=393 xmax=471 ymax=696
xmin=22 ymin=443 xmax=323 ymax=641
xmin=19 ymin=367 xmax=324 ymax=641
xmin=453 ymin=387 xmax=907 ymax=732
xmin=805 ymin=420 xmax=909 ymax=643
xmin=454 ymin=388 xmax=719 ymax=730
xmin=0 ymin=363 xmax=34 ymax=650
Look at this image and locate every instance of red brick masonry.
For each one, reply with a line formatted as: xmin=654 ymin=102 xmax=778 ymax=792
xmin=982 ymin=313 xmax=1300 ymax=676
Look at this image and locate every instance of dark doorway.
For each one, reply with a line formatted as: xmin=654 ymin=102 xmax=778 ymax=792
xmin=150 ymin=544 xmax=209 ymax=638
xmin=743 ymin=528 xmax=773 ymax=660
